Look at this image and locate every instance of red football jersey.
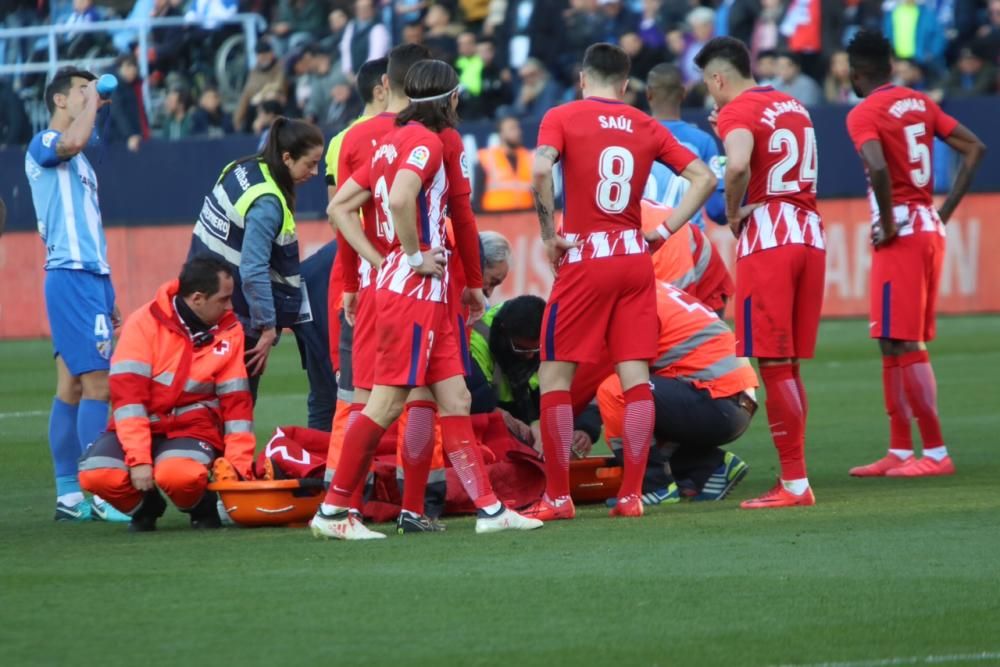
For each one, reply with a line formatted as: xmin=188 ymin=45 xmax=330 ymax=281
xmin=716 ymin=86 xmax=824 ymax=258
xmin=356 ymin=122 xmax=451 ymax=303
xmin=846 ymin=84 xmax=958 ymax=237
xmin=336 ymin=112 xmax=398 ymax=290
xmin=537 ymin=97 xmax=697 ymax=262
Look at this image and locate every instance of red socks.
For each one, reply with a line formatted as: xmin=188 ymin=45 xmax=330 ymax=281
xmin=400 ymin=401 xmax=437 ymax=514
xmin=882 ymin=356 xmax=914 ymax=452
xmin=324 ymin=413 xmax=385 ymax=508
xmin=439 ymin=415 xmax=498 ymax=509
xmin=898 ymin=350 xmax=944 ymax=448
xmin=618 ymin=383 xmax=654 ymax=498
xmin=760 ymin=363 xmax=807 ymax=480
xmin=540 ymin=390 xmax=573 ymax=499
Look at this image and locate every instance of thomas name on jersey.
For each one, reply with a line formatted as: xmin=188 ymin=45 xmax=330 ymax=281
xmin=761 ymin=99 xmax=810 ymax=130
xmin=888 ymin=97 xmax=927 ymax=119
xmin=598 ymin=115 xmax=634 ymax=133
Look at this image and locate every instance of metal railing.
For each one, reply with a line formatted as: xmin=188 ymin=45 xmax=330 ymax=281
xmin=0 ymin=13 xmax=267 ymax=112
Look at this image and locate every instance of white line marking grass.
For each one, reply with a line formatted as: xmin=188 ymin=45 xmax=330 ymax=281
xmin=774 ymin=651 xmax=1000 ymax=667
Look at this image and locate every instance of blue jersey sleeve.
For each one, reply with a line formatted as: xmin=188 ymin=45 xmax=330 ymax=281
xmin=28 ymin=130 xmax=65 ymax=168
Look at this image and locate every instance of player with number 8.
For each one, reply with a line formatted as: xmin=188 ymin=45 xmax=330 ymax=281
xmin=524 ymin=43 xmax=716 ymax=521
xmin=844 ymin=30 xmax=986 ymax=478
xmin=696 ymin=37 xmax=827 ymax=509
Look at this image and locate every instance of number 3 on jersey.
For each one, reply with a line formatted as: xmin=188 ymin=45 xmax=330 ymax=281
xmin=767 ymin=127 xmax=817 ymax=195
xmin=373 ymin=175 xmax=395 ymax=242
xmin=596 ymin=146 xmax=634 ymax=214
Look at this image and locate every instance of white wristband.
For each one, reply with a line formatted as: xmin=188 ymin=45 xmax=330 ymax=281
xmin=405 ymin=250 xmax=423 ymax=267
xmin=656 ymin=224 xmax=672 ymax=241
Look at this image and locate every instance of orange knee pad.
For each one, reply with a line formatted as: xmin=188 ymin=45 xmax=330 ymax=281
xmin=153 ymin=458 xmax=209 ymax=510
xmin=79 ymin=468 xmax=143 ymax=514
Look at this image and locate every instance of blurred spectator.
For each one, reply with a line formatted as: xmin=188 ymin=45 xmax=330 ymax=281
xmin=725 ymin=0 xmax=759 ymax=45
xmin=471 ymin=37 xmax=514 ymax=119
xmin=388 ymin=1 xmax=429 ymax=42
xmin=303 ymin=47 xmax=350 ymax=123
xmin=1 ymin=0 xmax=41 ymax=67
xmin=459 ymin=0 xmax=491 ymax=32
xmin=749 ymin=0 xmax=782 ymax=61
xmin=477 ymin=116 xmax=534 ymax=212
xmin=823 ymin=50 xmax=859 ymax=104
xmin=340 ymin=0 xmax=391 ymax=77
xmin=620 ymin=31 xmax=667 ymax=83
xmin=680 ymin=7 xmax=716 ymax=84
xmin=402 ymin=20 xmax=425 ymax=45
xmin=0 ymin=79 xmax=31 ymax=147
xmin=253 ymin=99 xmax=284 ymax=150
xmin=234 ymin=39 xmax=286 ymax=133
xmin=563 ymin=0 xmax=603 ymax=79
xmin=755 ymin=49 xmax=778 ymax=84
xmin=882 ymin=0 xmax=943 ymax=75
xmin=323 ymin=82 xmax=363 ymax=131
xmin=638 ymin=0 xmax=669 ymax=49
xmin=108 ymin=54 xmax=149 ymax=152
xmin=158 ymin=86 xmax=194 ymax=139
xmin=148 ymin=0 xmax=186 ymax=84
xmin=596 ymin=0 xmax=640 ymax=43
xmin=456 ymin=32 xmax=485 ymax=99
xmin=526 ymin=0 xmax=570 ymax=78
xmin=778 ymin=0 xmax=838 ymax=82
xmin=63 ymin=0 xmax=102 ymax=59
xmin=942 ymin=43 xmax=997 ymax=98
xmin=424 ymin=4 xmax=459 ymax=63
xmin=893 ymin=57 xmax=931 ymax=92
xmin=318 ymin=9 xmax=350 ymax=54
xmin=190 ymin=85 xmax=234 ymax=137
xmin=977 ymin=0 xmax=1000 ymax=64
xmin=508 ymin=58 xmax=562 ymax=119
xmin=271 ymin=0 xmax=327 ymax=56
xmin=773 ymin=51 xmax=822 ymax=106
xmin=184 ymin=0 xmax=238 ymax=29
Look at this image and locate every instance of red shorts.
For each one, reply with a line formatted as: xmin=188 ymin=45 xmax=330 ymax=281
xmin=870 ymin=231 xmax=944 ymax=342
xmin=351 ymin=284 xmax=377 ymax=391
xmin=373 ymin=290 xmax=464 ymax=387
xmin=735 ymin=244 xmax=826 ymax=359
xmin=691 ymin=247 xmax=734 ymax=315
xmin=541 ymin=255 xmax=657 ymax=364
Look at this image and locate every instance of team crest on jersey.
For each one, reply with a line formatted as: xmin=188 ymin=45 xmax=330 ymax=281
xmin=96 ymin=339 xmax=112 ymax=360
xmin=42 ymin=131 xmax=58 ymax=148
xmin=213 ymin=339 xmax=230 ymax=356
xmin=407 ymin=146 xmax=430 ymax=169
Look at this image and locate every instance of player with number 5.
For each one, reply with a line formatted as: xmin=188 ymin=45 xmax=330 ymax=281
xmin=844 ymin=30 xmax=986 ymax=479
xmin=526 ymin=43 xmax=716 ymax=521
xmin=696 ymin=37 xmax=826 ymax=509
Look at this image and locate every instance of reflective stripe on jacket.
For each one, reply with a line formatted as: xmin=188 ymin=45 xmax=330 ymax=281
xmin=108 ymin=280 xmax=255 ymax=476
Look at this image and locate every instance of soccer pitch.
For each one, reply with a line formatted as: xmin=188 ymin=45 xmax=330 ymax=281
xmin=2 ymin=317 xmax=998 ymax=667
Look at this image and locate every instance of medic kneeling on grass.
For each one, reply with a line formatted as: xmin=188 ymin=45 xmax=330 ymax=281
xmin=80 ymin=258 xmax=257 ymax=532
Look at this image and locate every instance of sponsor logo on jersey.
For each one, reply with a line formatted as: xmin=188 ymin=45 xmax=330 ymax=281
xmin=460 ymin=151 xmax=470 ymax=179
xmin=407 ymin=146 xmax=430 ymax=169
xmin=42 ymin=131 xmax=58 ymax=148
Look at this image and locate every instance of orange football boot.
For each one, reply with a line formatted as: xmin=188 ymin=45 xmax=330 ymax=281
xmin=521 ymin=495 xmax=576 ymax=521
xmin=885 ymin=456 xmax=955 ymax=477
xmin=849 ymin=454 xmax=911 ymax=477
xmin=740 ymin=482 xmax=816 ymax=509
xmin=608 ymin=494 xmax=643 ymax=518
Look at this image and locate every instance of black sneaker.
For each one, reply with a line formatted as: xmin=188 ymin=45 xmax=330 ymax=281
xmin=188 ymin=490 xmax=222 ymax=529
xmin=396 ymin=511 xmax=446 ymax=534
xmin=128 ymin=490 xmax=167 ymax=533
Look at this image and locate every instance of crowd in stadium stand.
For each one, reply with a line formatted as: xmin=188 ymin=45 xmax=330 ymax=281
xmin=3 ymin=0 xmax=1000 ymax=149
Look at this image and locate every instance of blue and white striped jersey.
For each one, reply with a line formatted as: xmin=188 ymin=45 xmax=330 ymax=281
xmin=25 ymin=129 xmax=110 ymax=274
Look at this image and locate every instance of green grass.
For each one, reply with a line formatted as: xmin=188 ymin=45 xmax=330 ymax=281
xmin=2 ymin=317 xmax=1000 ymax=667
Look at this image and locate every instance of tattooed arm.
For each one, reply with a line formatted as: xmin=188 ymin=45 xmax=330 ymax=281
xmin=531 ymin=145 xmax=578 ymax=269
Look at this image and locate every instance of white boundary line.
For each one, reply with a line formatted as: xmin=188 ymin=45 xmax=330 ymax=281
xmin=774 ymin=652 xmax=1000 ymax=667
xmin=0 ymin=410 xmax=47 ymax=420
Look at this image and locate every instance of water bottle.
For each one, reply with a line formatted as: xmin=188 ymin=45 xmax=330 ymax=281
xmin=96 ymin=74 xmax=118 ymax=100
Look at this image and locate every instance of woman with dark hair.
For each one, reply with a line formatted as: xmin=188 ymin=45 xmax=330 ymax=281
xmin=189 ymin=117 xmax=324 ymax=398
xmin=314 ymin=60 xmax=542 ymax=539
